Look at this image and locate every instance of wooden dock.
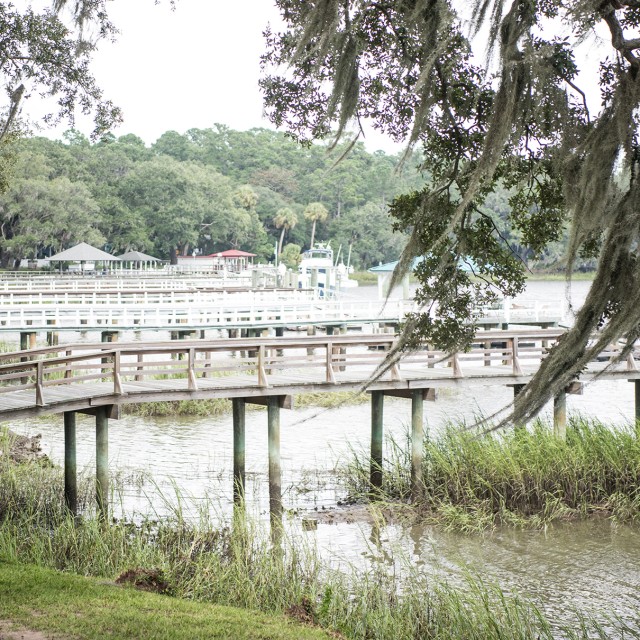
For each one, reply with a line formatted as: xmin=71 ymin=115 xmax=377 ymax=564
xmin=1 ymin=327 xmax=637 ymax=528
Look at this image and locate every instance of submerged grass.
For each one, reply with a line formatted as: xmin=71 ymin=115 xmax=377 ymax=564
xmin=342 ymin=417 xmax=640 ymax=530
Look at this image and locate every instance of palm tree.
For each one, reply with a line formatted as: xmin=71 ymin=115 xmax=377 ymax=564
xmin=303 ymin=202 xmax=329 ymax=249
xmin=273 ymin=208 xmax=298 ymax=255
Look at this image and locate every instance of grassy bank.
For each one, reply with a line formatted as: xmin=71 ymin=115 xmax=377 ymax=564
xmin=0 ymin=437 xmax=632 ymax=639
xmin=342 ymin=418 xmax=640 ymax=531
xmin=0 ymin=561 xmax=331 ymax=639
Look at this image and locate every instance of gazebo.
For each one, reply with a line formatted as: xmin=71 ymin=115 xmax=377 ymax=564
xmin=117 ymin=250 xmax=162 ymax=271
xmin=209 ymin=249 xmax=256 ymax=273
xmin=46 ymin=242 xmax=121 ymax=273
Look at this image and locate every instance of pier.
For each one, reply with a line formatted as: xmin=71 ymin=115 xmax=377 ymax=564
xmin=0 ymin=327 xmax=638 ymax=526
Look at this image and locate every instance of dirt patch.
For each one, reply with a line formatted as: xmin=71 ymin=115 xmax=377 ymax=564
xmin=115 ymin=568 xmax=171 ymax=594
xmin=0 ymin=431 xmax=50 ymax=465
xmin=0 ymin=620 xmax=56 ymax=639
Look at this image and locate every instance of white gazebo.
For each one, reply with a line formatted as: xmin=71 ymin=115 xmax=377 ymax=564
xmin=46 ymin=242 xmax=121 ymax=273
xmin=117 ymin=250 xmax=163 ymax=271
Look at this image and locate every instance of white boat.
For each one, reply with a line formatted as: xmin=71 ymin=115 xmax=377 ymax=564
xmin=298 ymin=244 xmax=358 ymax=297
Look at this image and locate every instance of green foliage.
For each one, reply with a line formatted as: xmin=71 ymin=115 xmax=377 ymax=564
xmin=261 ymin=0 xmax=640 ymax=424
xmin=0 ymin=562 xmax=331 ymax=640
xmin=1 ymin=127 xmax=425 ymax=268
xmin=279 ymin=243 xmax=302 ymax=269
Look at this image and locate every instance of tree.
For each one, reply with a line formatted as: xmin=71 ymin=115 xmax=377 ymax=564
xmin=0 ymin=2 xmax=121 ymax=148
xmin=261 ymin=1 xmax=640 ymax=425
xmin=280 ymin=243 xmax=302 ymax=269
xmin=273 ymin=207 xmax=298 ymax=255
xmin=0 ymin=151 xmax=102 ymax=266
xmin=121 ymin=157 xmax=237 ymax=263
xmin=303 ymin=201 xmax=329 ymax=248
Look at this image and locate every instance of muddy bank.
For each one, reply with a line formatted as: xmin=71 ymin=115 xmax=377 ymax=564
xmin=0 ymin=429 xmax=49 ymax=465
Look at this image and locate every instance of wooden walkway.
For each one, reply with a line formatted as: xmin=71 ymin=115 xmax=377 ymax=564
xmin=7 ymin=326 xmax=639 ymax=525
xmin=0 ymin=327 xmax=636 ymax=421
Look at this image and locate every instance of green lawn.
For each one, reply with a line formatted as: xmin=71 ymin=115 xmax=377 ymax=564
xmin=0 ymin=561 xmax=334 ymax=640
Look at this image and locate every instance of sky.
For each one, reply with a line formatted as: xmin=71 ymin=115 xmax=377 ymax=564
xmin=24 ymin=1 xmax=607 ymax=155
xmin=27 ymin=0 xmax=401 ymax=153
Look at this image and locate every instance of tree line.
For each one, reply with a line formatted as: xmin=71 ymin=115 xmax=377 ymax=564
xmin=0 ymin=125 xmax=428 ymax=269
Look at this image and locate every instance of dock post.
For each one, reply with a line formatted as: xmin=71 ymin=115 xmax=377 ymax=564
xmin=306 ymin=326 xmax=316 ymax=356
xmin=46 ymin=320 xmax=58 ymax=346
xmin=370 ymin=391 xmax=384 ymax=495
xmin=553 ymin=391 xmax=567 ymax=439
xmin=267 ymin=396 xmax=282 ymax=536
xmin=232 ymin=398 xmax=246 ymax=505
xmin=411 ymin=389 xmax=424 ymax=501
xmin=64 ymin=411 xmax=77 ymax=516
xmin=101 ymin=331 xmax=118 ymax=375
xmin=19 ymin=332 xmax=35 ymax=385
xmin=275 ymin=326 xmax=284 ymax=357
xmin=95 ymin=407 xmax=109 ymax=522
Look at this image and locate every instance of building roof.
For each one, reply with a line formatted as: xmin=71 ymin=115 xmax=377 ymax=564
xmin=209 ymin=249 xmax=257 ymax=258
xmin=117 ymin=250 xmax=161 ymax=262
xmin=47 ymin=242 xmax=120 ymax=262
xmin=368 ymin=256 xmax=477 ymax=273
xmin=368 ymin=257 xmax=425 ymax=273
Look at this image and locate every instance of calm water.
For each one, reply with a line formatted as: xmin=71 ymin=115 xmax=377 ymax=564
xmin=6 ymin=280 xmax=640 ymax=633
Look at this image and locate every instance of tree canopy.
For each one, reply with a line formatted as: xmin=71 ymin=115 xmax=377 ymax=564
xmin=261 ymin=0 xmax=640 ymax=424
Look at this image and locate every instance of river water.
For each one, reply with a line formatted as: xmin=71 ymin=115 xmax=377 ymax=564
xmin=6 ymin=280 xmax=640 ymax=634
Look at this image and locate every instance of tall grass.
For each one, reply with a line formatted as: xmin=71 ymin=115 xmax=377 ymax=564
xmin=342 ymin=417 xmax=640 ymax=530
xmin=0 ymin=429 xmax=634 ymax=639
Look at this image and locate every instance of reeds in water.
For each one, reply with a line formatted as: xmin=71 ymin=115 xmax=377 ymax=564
xmin=342 ymin=417 xmax=640 ymax=530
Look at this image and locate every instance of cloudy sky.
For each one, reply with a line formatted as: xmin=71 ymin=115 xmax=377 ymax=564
xmin=27 ymin=0 xmax=399 ymax=153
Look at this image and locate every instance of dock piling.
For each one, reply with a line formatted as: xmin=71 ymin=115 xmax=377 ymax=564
xmin=64 ymin=411 xmax=77 ymax=516
xmin=232 ymin=398 xmax=246 ymax=505
xmin=410 ymin=389 xmax=424 ymax=501
xmin=95 ymin=407 xmax=109 ymax=522
xmin=554 ymin=391 xmax=567 ymax=439
xmin=267 ymin=396 xmax=282 ymax=535
xmin=370 ymin=391 xmax=384 ymax=495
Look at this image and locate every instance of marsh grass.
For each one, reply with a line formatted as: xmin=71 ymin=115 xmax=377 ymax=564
xmin=0 ymin=428 xmax=634 ymax=639
xmin=124 ymin=391 xmax=367 ymax=417
xmin=341 ymin=417 xmax=640 ymax=531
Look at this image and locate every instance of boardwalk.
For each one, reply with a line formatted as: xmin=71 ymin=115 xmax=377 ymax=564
xmin=0 ymin=328 xmax=636 ymax=420
xmin=3 ymin=327 xmax=638 ymax=524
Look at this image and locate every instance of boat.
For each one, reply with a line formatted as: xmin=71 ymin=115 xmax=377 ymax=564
xmin=298 ymin=244 xmax=358 ymax=297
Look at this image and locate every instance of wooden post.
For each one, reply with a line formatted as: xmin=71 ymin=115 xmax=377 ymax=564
xmin=267 ymin=397 xmax=282 ymax=533
xmin=46 ymin=320 xmax=58 ymax=346
xmin=635 ymin=380 xmax=640 ymax=424
xmin=96 ymin=407 xmax=109 ymax=522
xmin=64 ymin=411 xmax=77 ymax=516
xmin=553 ymin=391 xmax=567 ymax=439
xmin=19 ymin=332 xmax=35 ymax=385
xmin=232 ymin=398 xmax=246 ymax=505
xmin=306 ymin=325 xmax=316 ymax=356
xmin=370 ymin=391 xmax=384 ymax=494
xmin=275 ymin=326 xmax=284 ymax=357
xmin=411 ymin=389 xmax=424 ymax=501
